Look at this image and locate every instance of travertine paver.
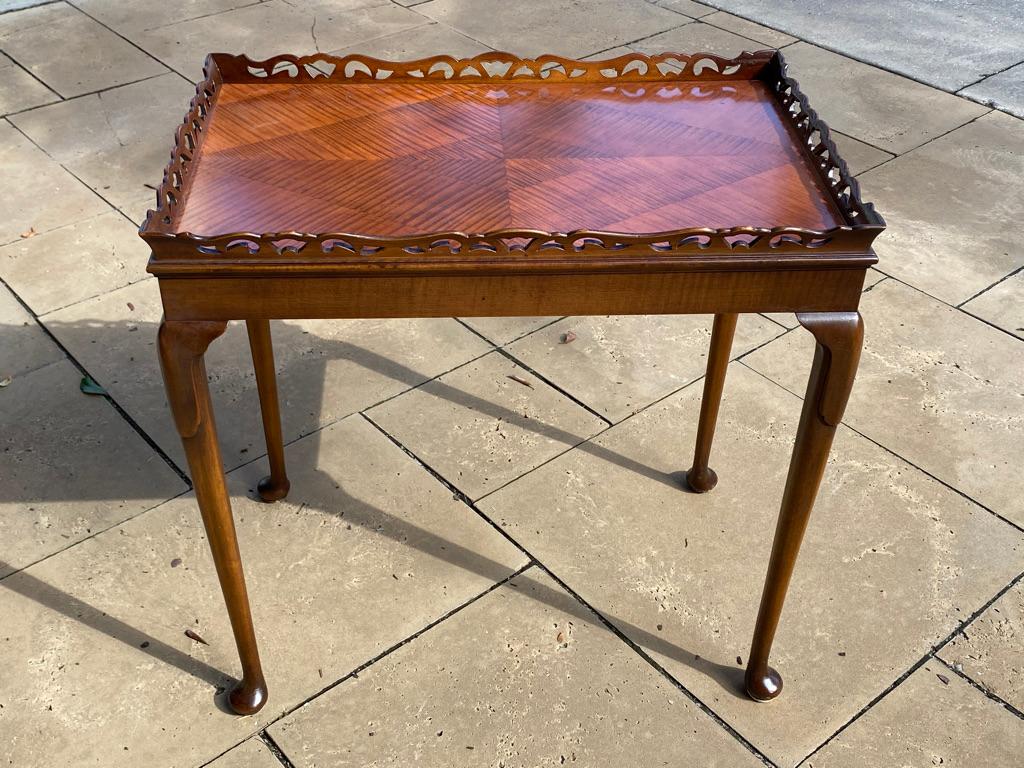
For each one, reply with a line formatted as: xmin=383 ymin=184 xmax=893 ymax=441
xmin=270 ymin=569 xmax=765 ymax=768
xmin=0 ymin=414 xmax=526 ymax=767
xmin=506 ymin=313 xmax=783 ymax=422
xmin=416 ymin=0 xmax=686 ymax=58
xmin=0 ymin=358 xmax=186 ymax=578
xmin=764 ymin=269 xmax=886 ymax=329
xmin=746 ymin=279 xmax=1024 ymax=527
xmin=938 ymin=580 xmax=1024 ymax=712
xmin=0 ymin=2 xmax=166 ymax=97
xmin=630 ymin=19 xmax=773 ymax=57
xmin=10 ymin=72 xmax=197 ymax=212
xmin=0 ymin=211 xmax=150 ymax=315
xmin=656 ymin=0 xmax=716 ymax=18
xmin=829 ymin=133 xmax=893 ymax=175
xmin=0 ymin=121 xmax=109 ymax=246
xmin=367 ymin=351 xmax=608 ymax=500
xmin=478 ymin=364 xmax=1024 ymax=766
xmin=778 ymin=42 xmax=988 ymax=154
xmin=206 ymin=737 xmax=282 ymax=768
xmin=0 ymin=282 xmax=63 ymax=377
xmin=801 ymin=663 xmax=1024 ymax=767
xmin=130 ymin=0 xmax=427 ymax=80
xmin=328 ymin=20 xmax=490 ymax=59
xmin=702 ymin=11 xmax=797 ymax=47
xmin=460 ymin=316 xmax=558 ymax=346
xmin=707 ymin=0 xmax=1024 ymax=94
xmin=961 ymin=61 xmax=1024 ymax=118
xmin=962 ymin=270 xmax=1023 ymax=340
xmin=43 ymin=280 xmax=493 ymax=472
xmin=71 ymin=0 xmax=261 ymax=35
xmin=859 ymin=111 xmax=1024 ymax=305
xmin=0 ymin=51 xmax=54 ymax=115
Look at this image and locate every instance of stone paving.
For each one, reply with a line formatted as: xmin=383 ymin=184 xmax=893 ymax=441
xmin=0 ymin=1 xmax=1022 ymax=766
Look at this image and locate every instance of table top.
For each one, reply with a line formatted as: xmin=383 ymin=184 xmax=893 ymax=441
xmin=142 ymin=52 xmax=883 ymax=275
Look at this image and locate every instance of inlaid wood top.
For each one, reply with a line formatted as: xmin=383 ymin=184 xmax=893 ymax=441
xmin=142 ymin=52 xmax=883 ymax=274
xmin=179 ymin=78 xmax=841 ymax=236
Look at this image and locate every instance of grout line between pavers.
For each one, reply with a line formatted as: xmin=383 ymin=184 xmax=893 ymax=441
xmin=0 ymin=274 xmax=191 ymax=485
xmin=693 ymin=0 xmax=1021 ymax=118
xmin=258 ymin=730 xmax=297 ymax=768
xmin=955 ymin=57 xmax=1024 ymax=93
xmin=195 ymin=562 xmax=536 ymax=768
xmin=737 ymin=359 xmax=1024 ymax=536
xmin=0 ymin=45 xmax=63 ymax=102
xmin=867 ymin=269 xmax=1024 ymax=344
xmin=360 ymin=412 xmax=778 ymax=767
xmin=62 ymin=0 xmax=192 ymax=81
xmin=2 ymin=70 xmax=180 ymax=120
xmin=934 ymin=654 xmax=1024 ymax=721
xmin=798 ymin=569 xmax=1024 ymax=765
xmin=481 ymin=337 xmax=614 ymax=427
xmin=956 ymin=264 xmax=1023 ymax=309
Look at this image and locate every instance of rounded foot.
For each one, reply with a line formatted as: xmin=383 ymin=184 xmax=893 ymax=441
xmin=256 ymin=475 xmax=290 ymax=503
xmin=685 ymin=466 xmax=718 ymax=493
xmin=228 ymin=678 xmax=268 ymax=715
xmin=745 ymin=666 xmax=783 ymax=702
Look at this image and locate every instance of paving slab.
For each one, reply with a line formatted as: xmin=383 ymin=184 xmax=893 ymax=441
xmin=129 ymin=0 xmax=427 ymax=81
xmin=206 ymin=737 xmax=282 ymax=768
xmin=43 ymin=280 xmax=493 ymax=472
xmin=655 ymin=0 xmax=717 ymax=18
xmin=460 ymin=316 xmax=557 ymax=346
xmin=745 ymin=279 xmax=1024 ymax=528
xmin=0 ymin=414 xmax=526 ymax=767
xmin=367 ymin=351 xmax=607 ymax=500
xmin=961 ymin=270 xmax=1023 ymax=340
xmin=631 ymin=19 xmax=770 ymax=57
xmin=506 ymin=313 xmax=782 ymax=422
xmin=801 ymin=663 xmax=1024 ymax=767
xmin=778 ymin=42 xmax=988 ymax=154
xmin=858 ymin=110 xmax=1024 ymax=306
xmin=70 ymin=0 xmax=263 ymax=35
xmin=0 ymin=2 xmax=166 ymax=97
xmin=0 ymin=121 xmax=109 ymax=246
xmin=9 ymin=71 xmax=197 ymax=212
xmin=0 ymin=281 xmax=64 ymax=378
xmin=0 ymin=51 xmax=56 ymax=116
xmin=327 ymin=20 xmax=490 ymax=59
xmin=477 ymin=363 xmax=1024 ymax=766
xmin=830 ymin=132 xmax=893 ymax=176
xmin=702 ymin=10 xmax=796 ymax=48
xmin=0 ymin=211 xmax=149 ymax=315
xmin=0 ymin=358 xmax=186 ymax=579
xmin=937 ymin=580 xmax=1024 ymax=713
xmin=960 ymin=62 xmax=1024 ymax=118
xmin=706 ymin=0 xmax=1024 ymax=93
xmin=269 ymin=569 xmax=764 ymax=768
xmin=416 ymin=0 xmax=686 ymax=58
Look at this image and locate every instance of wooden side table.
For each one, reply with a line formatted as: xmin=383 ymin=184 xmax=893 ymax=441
xmin=140 ymin=51 xmax=884 ymax=715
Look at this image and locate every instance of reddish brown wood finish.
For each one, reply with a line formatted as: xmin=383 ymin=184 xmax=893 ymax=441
xmin=143 ymin=51 xmax=884 ymax=716
xmin=686 ymin=313 xmax=737 ymax=492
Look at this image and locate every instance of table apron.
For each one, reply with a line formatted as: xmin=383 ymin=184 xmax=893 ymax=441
xmin=157 ymin=268 xmax=867 ymax=321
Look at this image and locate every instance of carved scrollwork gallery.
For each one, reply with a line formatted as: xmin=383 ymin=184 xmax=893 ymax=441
xmin=142 ymin=50 xmax=883 ymax=266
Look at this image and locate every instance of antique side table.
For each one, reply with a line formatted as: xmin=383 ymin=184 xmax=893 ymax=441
xmin=140 ymin=51 xmax=884 ymax=715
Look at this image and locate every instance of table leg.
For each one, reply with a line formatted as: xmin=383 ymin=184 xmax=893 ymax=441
xmin=246 ymin=319 xmax=290 ymax=502
xmin=685 ymin=313 xmax=738 ymax=492
xmin=745 ymin=311 xmax=862 ymax=701
xmin=159 ymin=319 xmax=268 ymax=715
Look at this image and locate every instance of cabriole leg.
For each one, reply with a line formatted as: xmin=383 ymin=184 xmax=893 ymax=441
xmin=159 ymin=319 xmax=268 ymax=715
xmin=745 ymin=311 xmax=863 ymax=701
xmin=246 ymin=319 xmax=290 ymax=502
xmin=686 ymin=313 xmax=738 ymax=492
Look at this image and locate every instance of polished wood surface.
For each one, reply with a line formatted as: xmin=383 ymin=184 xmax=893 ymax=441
xmin=179 ymin=79 xmax=841 ymax=237
xmin=144 ymin=51 xmax=884 ymax=717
